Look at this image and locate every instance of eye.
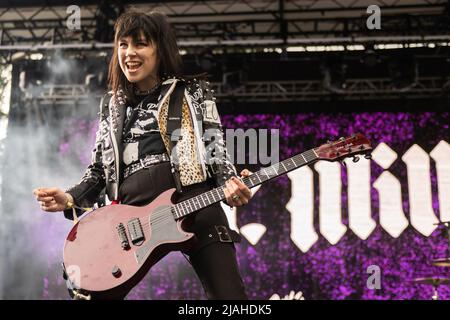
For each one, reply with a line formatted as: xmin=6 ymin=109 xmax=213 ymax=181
xmin=119 ymin=42 xmax=127 ymax=49
xmin=137 ymin=42 xmax=147 ymax=47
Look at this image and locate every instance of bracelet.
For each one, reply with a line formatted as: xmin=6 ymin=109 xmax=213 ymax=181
xmin=65 ymin=193 xmax=74 ymax=210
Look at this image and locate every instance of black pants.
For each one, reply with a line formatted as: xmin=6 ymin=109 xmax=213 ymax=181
xmin=117 ymin=161 xmax=247 ymax=300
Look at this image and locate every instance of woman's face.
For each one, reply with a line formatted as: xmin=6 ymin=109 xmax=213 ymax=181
xmin=118 ymin=32 xmax=159 ymax=91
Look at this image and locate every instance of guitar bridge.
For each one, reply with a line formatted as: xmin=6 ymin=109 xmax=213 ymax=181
xmin=116 ymin=223 xmax=130 ymax=249
xmin=127 ymin=218 xmax=145 ymax=246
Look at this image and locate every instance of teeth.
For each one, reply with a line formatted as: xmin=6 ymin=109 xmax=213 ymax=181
xmin=127 ymin=62 xmax=142 ymax=69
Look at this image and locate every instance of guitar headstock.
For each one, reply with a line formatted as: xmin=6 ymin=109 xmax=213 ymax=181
xmin=314 ymin=133 xmax=372 ymax=162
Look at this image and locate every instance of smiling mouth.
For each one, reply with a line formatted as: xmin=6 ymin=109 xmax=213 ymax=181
xmin=126 ymin=62 xmax=142 ymax=72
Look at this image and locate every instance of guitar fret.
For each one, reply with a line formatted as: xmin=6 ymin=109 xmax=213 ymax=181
xmin=250 ymin=175 xmax=258 ymax=186
xmin=301 ymin=153 xmax=307 ymax=163
xmin=207 ymin=192 xmax=213 ymax=203
xmin=267 ymin=166 xmax=277 ymax=178
xmin=206 ymin=193 xmax=212 ymax=205
xmin=288 ymin=158 xmax=295 ymax=168
xmin=256 ymin=174 xmax=262 ymax=183
xmin=195 ymin=197 xmax=201 ymax=210
xmin=303 ymin=151 xmax=311 ymax=162
xmin=186 ymin=201 xmax=191 ymax=213
xmin=198 ymin=194 xmax=205 ymax=207
xmin=274 ymin=164 xmax=284 ymax=175
xmin=187 ymin=200 xmax=193 ymax=212
xmin=312 ymin=149 xmax=319 ymax=158
xmin=203 ymin=194 xmax=210 ymax=205
xmin=214 ymin=189 xmax=221 ymax=202
xmin=178 ymin=204 xmax=185 ymax=217
xmin=262 ymin=168 xmax=270 ymax=180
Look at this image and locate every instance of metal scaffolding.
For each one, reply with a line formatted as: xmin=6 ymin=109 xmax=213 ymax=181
xmin=0 ymin=0 xmax=448 ymax=53
xmin=4 ymin=1 xmax=449 ymax=104
xmin=23 ymin=77 xmax=449 ymax=106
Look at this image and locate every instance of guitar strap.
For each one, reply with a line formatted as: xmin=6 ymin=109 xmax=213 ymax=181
xmin=165 ymin=81 xmax=186 ymax=194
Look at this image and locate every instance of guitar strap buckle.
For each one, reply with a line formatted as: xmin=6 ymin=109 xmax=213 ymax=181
xmin=215 ymin=225 xmax=232 ymax=243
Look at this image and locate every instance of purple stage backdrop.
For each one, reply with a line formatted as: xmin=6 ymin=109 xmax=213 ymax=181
xmin=41 ymin=111 xmax=449 ymax=300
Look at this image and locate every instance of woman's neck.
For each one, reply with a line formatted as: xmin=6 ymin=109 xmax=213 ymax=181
xmin=134 ymin=80 xmax=160 ymax=95
xmin=136 ymin=75 xmax=160 ymax=92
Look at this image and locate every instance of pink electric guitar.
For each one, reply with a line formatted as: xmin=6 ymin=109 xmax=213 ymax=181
xmin=63 ymin=133 xmax=372 ymax=299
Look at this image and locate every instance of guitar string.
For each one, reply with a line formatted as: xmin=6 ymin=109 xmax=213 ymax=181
xmin=138 ymin=150 xmax=315 ymax=227
xmin=135 ymin=150 xmax=317 ymax=231
xmin=116 ymin=144 xmax=367 ymax=235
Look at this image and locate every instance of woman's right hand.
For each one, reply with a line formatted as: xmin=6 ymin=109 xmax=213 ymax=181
xmin=33 ymin=187 xmax=70 ymax=212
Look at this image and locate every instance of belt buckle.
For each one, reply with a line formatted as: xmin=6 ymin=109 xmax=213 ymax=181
xmin=215 ymin=225 xmax=232 ymax=242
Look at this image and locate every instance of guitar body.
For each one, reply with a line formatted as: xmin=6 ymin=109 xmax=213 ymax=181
xmin=63 ymin=188 xmax=195 ymax=299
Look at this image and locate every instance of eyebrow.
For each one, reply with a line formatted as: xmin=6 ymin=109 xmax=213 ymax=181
xmin=118 ymin=38 xmax=147 ymax=42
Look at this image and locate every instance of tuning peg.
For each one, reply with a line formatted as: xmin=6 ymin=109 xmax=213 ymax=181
xmin=364 ymin=154 xmax=372 ymax=160
xmin=352 ymin=156 xmax=360 ymax=163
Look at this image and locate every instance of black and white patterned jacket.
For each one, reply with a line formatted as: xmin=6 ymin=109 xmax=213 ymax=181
xmin=64 ymin=77 xmax=237 ymax=219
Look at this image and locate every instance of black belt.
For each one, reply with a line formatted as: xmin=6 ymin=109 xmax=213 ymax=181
xmin=186 ymin=225 xmax=242 ymax=256
xmin=123 ymin=153 xmax=170 ymax=179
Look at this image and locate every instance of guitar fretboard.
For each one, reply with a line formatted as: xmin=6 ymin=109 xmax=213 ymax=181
xmin=172 ymin=148 xmax=319 ymax=219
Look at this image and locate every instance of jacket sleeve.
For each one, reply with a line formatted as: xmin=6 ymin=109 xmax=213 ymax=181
xmin=200 ymin=82 xmax=238 ymax=188
xmin=63 ymin=94 xmax=109 ymax=220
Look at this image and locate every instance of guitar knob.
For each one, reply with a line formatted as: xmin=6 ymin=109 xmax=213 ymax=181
xmin=112 ymin=266 xmax=122 ymax=278
xmin=352 ymin=156 xmax=360 ymax=163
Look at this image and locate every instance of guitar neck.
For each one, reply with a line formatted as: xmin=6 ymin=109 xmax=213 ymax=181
xmin=172 ymin=148 xmax=319 ymax=219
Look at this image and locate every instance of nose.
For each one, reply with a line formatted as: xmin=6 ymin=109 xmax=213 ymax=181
xmin=126 ymin=44 xmax=137 ymax=57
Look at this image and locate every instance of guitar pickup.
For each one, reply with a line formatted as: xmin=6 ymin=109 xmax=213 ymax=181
xmin=127 ymin=218 xmax=145 ymax=246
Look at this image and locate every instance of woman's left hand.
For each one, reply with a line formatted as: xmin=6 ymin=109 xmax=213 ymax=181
xmin=224 ymin=169 xmax=253 ymax=207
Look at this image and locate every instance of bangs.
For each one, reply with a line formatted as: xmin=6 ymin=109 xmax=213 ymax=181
xmin=115 ymin=13 xmax=158 ymax=44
